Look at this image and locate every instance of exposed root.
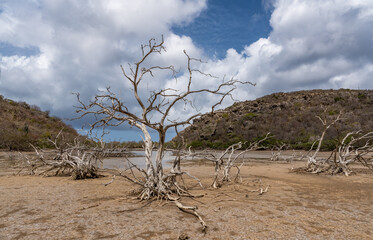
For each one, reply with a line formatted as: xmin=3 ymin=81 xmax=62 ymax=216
xmin=249 ymin=184 xmax=270 ymax=195
xmin=259 ymin=185 xmax=270 ymax=195
xmin=115 ymin=160 xmax=207 ymax=232
xmin=168 ymin=194 xmax=208 ymax=232
xmin=103 ymin=175 xmax=116 ymax=186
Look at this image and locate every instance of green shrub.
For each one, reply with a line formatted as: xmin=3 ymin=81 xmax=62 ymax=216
xmin=222 ymin=113 xmax=229 ymax=119
xmin=8 ymin=100 xmax=17 ymax=106
xmin=291 ymin=139 xmax=338 ymax=151
xmin=291 ymin=142 xmax=316 ymax=150
xmin=293 ymin=102 xmax=302 ymax=109
xmin=206 ymin=141 xmax=222 ymax=149
xmin=244 ymin=112 xmax=257 ymax=120
xmin=249 ymin=134 xmax=281 ymax=148
xmin=321 ymin=139 xmax=338 ymax=151
xmin=188 ymin=140 xmax=204 ymax=149
xmin=42 ymin=131 xmax=52 ymax=139
xmin=206 ymin=140 xmax=240 ymax=149
xmin=358 ymin=93 xmax=366 ymax=100
xmin=227 ymin=132 xmax=237 ymax=138
xmin=328 ymin=110 xmax=337 ymax=115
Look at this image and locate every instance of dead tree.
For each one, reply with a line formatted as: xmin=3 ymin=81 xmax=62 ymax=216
xmin=304 ymin=130 xmax=373 ymax=176
xmin=270 ymin=143 xmax=287 ymax=161
xmin=211 ymin=133 xmax=270 ymax=188
xmin=354 ymin=136 xmax=373 ymax=171
xmin=303 ymin=110 xmax=373 ymax=175
xmin=304 ymin=112 xmax=342 ymax=173
xmin=21 ymin=132 xmax=102 ymax=179
xmin=75 ymin=37 xmax=254 ymax=231
xmin=332 ymin=130 xmax=373 ymax=176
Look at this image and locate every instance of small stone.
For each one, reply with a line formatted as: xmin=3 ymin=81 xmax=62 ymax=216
xmin=178 ymin=233 xmax=190 ymax=240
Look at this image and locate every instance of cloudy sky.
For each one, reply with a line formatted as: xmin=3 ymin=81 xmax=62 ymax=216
xmin=1 ymin=0 xmax=373 ymax=141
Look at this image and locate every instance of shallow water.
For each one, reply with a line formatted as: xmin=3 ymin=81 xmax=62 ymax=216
xmin=102 ymin=150 xmax=176 ymax=170
xmin=102 ymin=150 xmax=305 ymax=170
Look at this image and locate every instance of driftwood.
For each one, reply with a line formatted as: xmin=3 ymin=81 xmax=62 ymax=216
xmin=332 ymin=130 xmax=373 ymax=175
xmin=270 ymin=144 xmax=288 ymax=161
xmin=21 ymin=131 xmax=102 ymax=179
xmin=249 ymin=185 xmax=270 ymax=195
xmin=304 ymin=112 xmax=342 ymax=173
xmin=168 ymin=194 xmax=207 ymax=232
xmin=209 ymin=133 xmax=271 ymax=188
xmin=302 ymin=111 xmax=373 ymax=176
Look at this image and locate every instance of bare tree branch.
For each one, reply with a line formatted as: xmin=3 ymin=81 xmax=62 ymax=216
xmin=74 ymin=37 xmax=256 ymax=231
xmin=302 ymin=110 xmax=373 ymax=175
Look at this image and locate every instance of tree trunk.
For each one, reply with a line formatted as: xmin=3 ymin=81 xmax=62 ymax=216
xmin=155 ymin=130 xmax=166 ymax=193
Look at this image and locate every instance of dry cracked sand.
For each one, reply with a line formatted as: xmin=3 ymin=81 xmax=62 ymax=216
xmin=0 ymin=152 xmax=372 ymax=240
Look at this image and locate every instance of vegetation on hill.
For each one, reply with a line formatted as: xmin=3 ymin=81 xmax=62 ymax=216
xmin=174 ymin=89 xmax=373 ymax=150
xmin=0 ymin=95 xmax=79 ymax=150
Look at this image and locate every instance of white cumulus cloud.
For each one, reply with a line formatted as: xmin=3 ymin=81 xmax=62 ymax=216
xmin=212 ymin=0 xmax=373 ymax=99
xmin=1 ymin=0 xmax=373 ymax=139
xmin=0 ymin=0 xmax=207 ymax=124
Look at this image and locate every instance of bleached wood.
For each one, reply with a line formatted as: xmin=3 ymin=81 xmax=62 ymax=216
xmin=303 ymin=111 xmax=373 ymax=175
xmin=74 ymin=37 xmax=255 ymax=231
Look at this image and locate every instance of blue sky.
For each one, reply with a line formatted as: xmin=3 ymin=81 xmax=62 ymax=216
xmin=0 ymin=42 xmax=40 ymax=57
xmin=1 ymin=0 xmax=373 ymax=142
xmin=172 ymin=0 xmax=272 ymax=58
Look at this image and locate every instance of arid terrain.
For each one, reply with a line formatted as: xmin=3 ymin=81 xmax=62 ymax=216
xmin=1 ymin=151 xmax=372 ymax=240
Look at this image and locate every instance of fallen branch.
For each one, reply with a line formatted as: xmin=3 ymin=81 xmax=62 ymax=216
xmin=103 ymin=175 xmax=116 ymax=186
xmin=211 ymin=133 xmax=271 ymax=188
xmin=249 ymin=185 xmax=270 ymax=195
xmin=259 ymin=185 xmax=270 ymax=195
xmin=168 ymin=194 xmax=207 ymax=232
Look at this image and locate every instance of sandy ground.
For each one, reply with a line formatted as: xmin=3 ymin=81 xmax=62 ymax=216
xmin=0 ymin=152 xmax=373 ymax=240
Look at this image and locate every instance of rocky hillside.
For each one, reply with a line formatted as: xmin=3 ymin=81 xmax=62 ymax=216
xmin=0 ymin=96 xmax=79 ymax=150
xmin=174 ymin=89 xmax=373 ymax=150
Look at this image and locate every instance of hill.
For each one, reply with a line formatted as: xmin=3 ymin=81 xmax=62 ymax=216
xmin=0 ymin=95 xmax=79 ymax=150
xmin=174 ymin=89 xmax=373 ymax=150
